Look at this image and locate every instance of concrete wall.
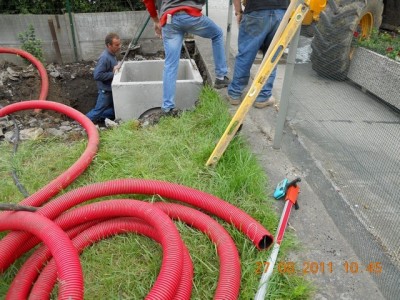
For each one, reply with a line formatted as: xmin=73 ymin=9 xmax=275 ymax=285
xmin=0 ymin=12 xmax=155 ymax=65
xmin=347 ymin=47 xmax=400 ymax=110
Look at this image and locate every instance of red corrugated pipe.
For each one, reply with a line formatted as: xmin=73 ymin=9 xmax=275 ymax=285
xmin=0 ymin=211 xmax=83 ymax=299
xmin=0 ymin=100 xmax=99 ymax=210
xmin=0 ymin=178 xmax=273 ymax=273
xmin=0 ymin=47 xmax=49 ymax=113
xmin=28 ymin=203 xmax=241 ymax=299
xmin=25 ymin=217 xmax=194 ymax=300
xmin=8 ymin=201 xmax=241 ymax=299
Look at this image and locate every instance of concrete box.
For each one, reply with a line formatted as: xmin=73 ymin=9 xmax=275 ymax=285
xmin=112 ymin=59 xmax=203 ymax=121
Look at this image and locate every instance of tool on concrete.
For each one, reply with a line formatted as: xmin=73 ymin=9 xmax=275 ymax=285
xmin=254 ymin=177 xmax=301 ymax=300
xmin=0 ymin=203 xmax=37 ymax=212
xmin=273 ymin=178 xmax=289 ymax=200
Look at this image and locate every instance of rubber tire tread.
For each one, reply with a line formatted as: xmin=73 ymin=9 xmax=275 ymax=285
xmin=311 ymin=0 xmax=383 ymax=80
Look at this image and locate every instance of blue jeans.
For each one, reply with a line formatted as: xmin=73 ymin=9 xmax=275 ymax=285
xmin=161 ymin=13 xmax=228 ymax=111
xmin=86 ymin=90 xmax=115 ymax=122
xmin=228 ymin=9 xmax=285 ymax=102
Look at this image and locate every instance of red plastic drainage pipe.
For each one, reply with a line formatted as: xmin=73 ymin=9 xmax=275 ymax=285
xmin=8 ymin=217 xmax=193 ymax=300
xmin=12 ymin=202 xmax=241 ymax=299
xmin=0 ymin=211 xmax=83 ymax=300
xmin=0 ymin=100 xmax=99 ymax=208
xmin=45 ymin=200 xmax=185 ymax=300
xmin=0 ymin=47 xmax=49 ymax=112
xmin=0 ymin=179 xmax=273 ymax=273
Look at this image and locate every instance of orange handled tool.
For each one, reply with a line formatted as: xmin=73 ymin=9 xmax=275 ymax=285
xmin=255 ymin=178 xmax=300 ymax=299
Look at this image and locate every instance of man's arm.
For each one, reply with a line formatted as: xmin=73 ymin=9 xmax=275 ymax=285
xmin=234 ymin=0 xmax=243 ymax=24
xmin=142 ymin=0 xmax=161 ymax=37
xmin=93 ymin=56 xmax=114 ymax=82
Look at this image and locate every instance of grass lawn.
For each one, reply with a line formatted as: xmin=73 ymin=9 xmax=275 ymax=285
xmin=0 ymin=86 xmax=313 ymax=299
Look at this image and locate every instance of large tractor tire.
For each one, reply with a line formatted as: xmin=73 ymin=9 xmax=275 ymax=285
xmin=311 ymin=0 xmax=384 ymax=80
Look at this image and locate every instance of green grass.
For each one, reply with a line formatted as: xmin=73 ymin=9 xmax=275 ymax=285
xmin=0 ymin=86 xmax=313 ymax=299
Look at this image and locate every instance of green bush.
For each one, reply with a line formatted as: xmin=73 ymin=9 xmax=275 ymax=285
xmin=357 ymin=28 xmax=400 ymax=61
xmin=1 ymin=0 xmax=145 ymax=14
xmin=17 ymin=24 xmax=44 ymax=63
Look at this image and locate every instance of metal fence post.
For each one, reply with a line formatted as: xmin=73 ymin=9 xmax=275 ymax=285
xmin=225 ymin=0 xmax=233 ymax=66
xmin=273 ymin=26 xmax=301 ymax=149
xmin=66 ymin=0 xmax=78 ymax=62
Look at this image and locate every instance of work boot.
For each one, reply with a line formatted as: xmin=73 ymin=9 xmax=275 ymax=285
xmin=226 ymin=95 xmax=241 ymax=106
xmin=161 ymin=108 xmax=181 ymax=117
xmin=214 ymin=76 xmax=230 ymax=89
xmin=253 ymin=96 xmax=276 ymax=109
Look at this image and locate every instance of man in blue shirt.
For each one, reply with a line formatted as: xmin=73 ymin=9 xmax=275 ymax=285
xmin=86 ymin=33 xmax=121 ymax=124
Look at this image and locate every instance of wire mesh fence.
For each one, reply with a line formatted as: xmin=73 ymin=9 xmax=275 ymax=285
xmin=286 ymin=1 xmax=400 ymax=298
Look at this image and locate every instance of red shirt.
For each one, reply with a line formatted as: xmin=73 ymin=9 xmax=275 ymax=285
xmin=142 ymin=0 xmax=202 ymax=26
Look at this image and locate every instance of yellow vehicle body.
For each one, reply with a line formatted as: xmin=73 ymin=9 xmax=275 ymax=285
xmin=302 ymin=0 xmax=326 ymax=25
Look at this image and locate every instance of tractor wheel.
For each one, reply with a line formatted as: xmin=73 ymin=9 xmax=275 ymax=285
xmin=310 ymin=0 xmax=384 ymax=80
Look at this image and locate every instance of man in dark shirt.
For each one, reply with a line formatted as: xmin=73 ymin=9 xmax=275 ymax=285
xmin=86 ymin=33 xmax=121 ymax=124
xmin=228 ymin=0 xmax=289 ymax=108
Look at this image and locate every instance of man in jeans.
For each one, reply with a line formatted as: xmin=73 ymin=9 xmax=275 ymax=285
xmin=86 ymin=33 xmax=121 ymax=124
xmin=143 ymin=0 xmax=230 ymax=114
xmin=228 ymin=0 xmax=288 ymax=108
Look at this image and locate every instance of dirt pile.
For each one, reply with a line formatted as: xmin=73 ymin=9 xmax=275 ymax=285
xmin=0 ymin=60 xmax=98 ymax=115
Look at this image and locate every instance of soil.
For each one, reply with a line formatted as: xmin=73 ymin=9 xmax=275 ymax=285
xmin=1 ymin=60 xmax=96 ymax=114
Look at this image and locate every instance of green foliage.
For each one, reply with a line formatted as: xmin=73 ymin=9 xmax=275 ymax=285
xmin=357 ymin=28 xmax=400 ymax=61
xmin=0 ymin=0 xmax=145 ymax=14
xmin=17 ymin=24 xmax=44 ymax=63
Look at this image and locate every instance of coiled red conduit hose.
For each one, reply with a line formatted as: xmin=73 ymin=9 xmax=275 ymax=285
xmin=10 ymin=202 xmax=240 ymax=299
xmin=0 ymin=212 xmax=83 ymax=299
xmin=26 ymin=217 xmax=194 ymax=300
xmin=0 ymin=100 xmax=99 ymax=209
xmin=0 ymin=100 xmax=274 ymax=298
xmin=0 ymin=48 xmax=49 ymax=113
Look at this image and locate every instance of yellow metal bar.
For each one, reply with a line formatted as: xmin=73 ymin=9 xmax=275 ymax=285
xmin=206 ymin=3 xmax=309 ymax=167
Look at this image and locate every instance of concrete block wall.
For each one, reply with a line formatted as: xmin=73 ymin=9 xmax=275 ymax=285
xmin=112 ymin=59 xmax=203 ymax=120
xmin=347 ymin=47 xmax=400 ymax=110
xmin=0 ymin=12 xmax=154 ymax=64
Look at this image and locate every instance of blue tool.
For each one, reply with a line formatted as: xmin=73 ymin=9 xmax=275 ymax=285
xmin=273 ymin=178 xmax=289 ymax=199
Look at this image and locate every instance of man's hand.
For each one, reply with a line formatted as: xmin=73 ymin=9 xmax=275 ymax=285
xmin=113 ymin=62 xmax=122 ymax=74
xmin=154 ymin=21 xmax=162 ymax=38
xmin=235 ymin=14 xmax=242 ymax=25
